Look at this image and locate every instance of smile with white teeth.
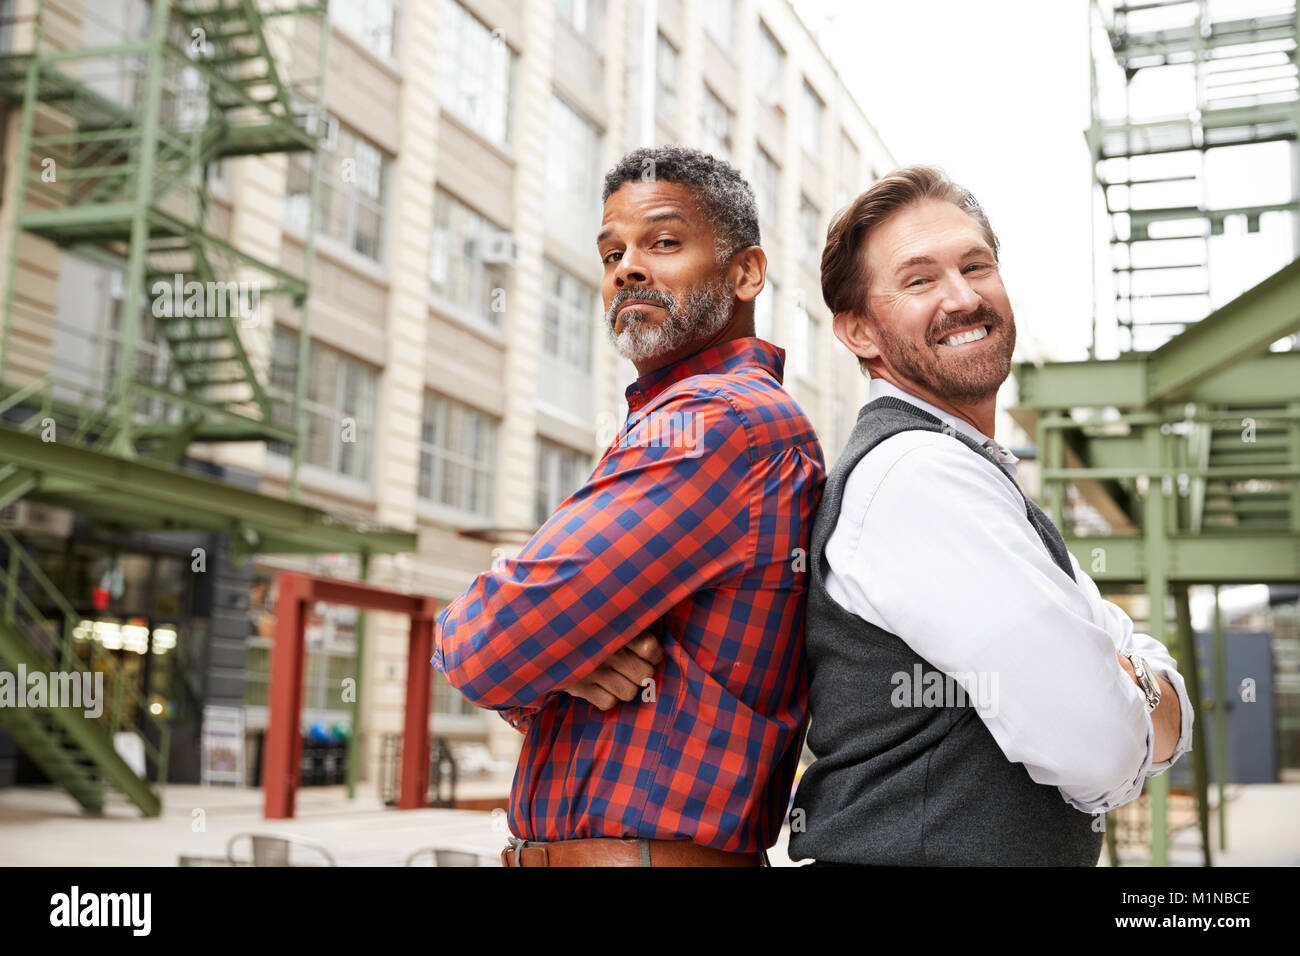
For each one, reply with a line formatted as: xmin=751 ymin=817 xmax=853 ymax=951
xmin=939 ymin=325 xmax=990 ymax=346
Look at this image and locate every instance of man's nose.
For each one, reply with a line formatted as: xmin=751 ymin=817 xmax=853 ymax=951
xmin=614 ymin=249 xmax=649 ymax=287
xmin=939 ymin=271 xmax=981 ymax=316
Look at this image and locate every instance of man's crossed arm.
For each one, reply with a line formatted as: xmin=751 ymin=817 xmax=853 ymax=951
xmin=432 ymin=392 xmax=751 ymax=727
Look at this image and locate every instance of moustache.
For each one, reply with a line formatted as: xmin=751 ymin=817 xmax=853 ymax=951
xmin=607 ymin=288 xmax=678 ymax=327
xmin=930 ymin=303 xmax=1005 ymax=345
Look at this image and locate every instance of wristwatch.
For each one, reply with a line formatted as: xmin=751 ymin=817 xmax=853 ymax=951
xmin=1126 ymin=652 xmax=1162 ymax=713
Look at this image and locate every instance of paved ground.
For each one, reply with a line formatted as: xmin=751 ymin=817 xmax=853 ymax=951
xmin=0 ymin=779 xmax=1295 ymax=867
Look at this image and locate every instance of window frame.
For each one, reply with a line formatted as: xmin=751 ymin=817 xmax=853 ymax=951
xmin=417 ymin=391 xmax=500 ymax=521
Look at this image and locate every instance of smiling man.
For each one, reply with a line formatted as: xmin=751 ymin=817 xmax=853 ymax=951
xmin=433 ymin=146 xmax=825 ymax=866
xmin=789 ymin=165 xmax=1193 ymax=866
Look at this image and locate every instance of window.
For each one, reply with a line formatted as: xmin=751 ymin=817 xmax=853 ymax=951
xmin=0 ymin=0 xmax=14 ymax=54
xmin=269 ymin=327 xmax=379 ymax=481
xmin=53 ymin=256 xmax=177 ymax=419
xmin=556 ymin=0 xmax=605 ymax=44
xmin=703 ymin=0 xmax=735 ymax=46
xmin=700 ymin=86 xmax=733 ymax=161
xmin=655 ymin=32 xmax=678 ymax=123
xmin=431 ymin=668 xmax=478 ymax=719
xmin=438 ymin=0 xmax=515 ymax=147
xmin=535 ymin=438 xmax=589 ymax=527
xmin=792 ymin=299 xmax=818 ymax=381
xmin=429 ymin=188 xmax=511 ymax=330
xmin=418 ymin=392 xmax=498 ymax=518
xmin=246 ymin=578 xmax=358 ymax=721
xmin=755 ymin=280 xmax=776 ymax=343
xmin=330 ymin=0 xmax=399 ymax=59
xmin=837 ymin=130 xmax=861 ymax=209
xmin=756 ymin=21 xmax=784 ymax=103
xmin=545 ymin=95 xmax=601 ymax=253
xmin=799 ymin=195 xmax=821 ymax=262
xmin=754 ymin=147 xmax=781 ymax=230
xmin=541 ymin=263 xmax=594 ymax=373
xmin=800 ymin=80 xmax=824 ymax=155
xmin=538 ymin=262 xmax=596 ymax=419
xmin=285 ymin=117 xmax=389 ymax=262
xmin=839 ymin=130 xmax=861 ymax=181
xmin=206 ymin=157 xmax=232 ymax=194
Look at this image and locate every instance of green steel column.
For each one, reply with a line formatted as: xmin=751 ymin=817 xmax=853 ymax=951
xmin=1174 ymin=585 xmax=1212 ymax=866
xmin=108 ymin=0 xmax=173 ymax=458
xmin=0 ymin=4 xmax=47 ymax=377
xmin=1144 ymin=425 xmax=1170 ymax=866
xmin=1212 ymin=584 xmax=1227 ymax=851
xmin=1289 ymin=403 xmax=1300 ymax=534
xmin=288 ymin=10 xmax=332 ymax=501
xmin=1038 ymin=417 xmax=1066 ymax=529
xmin=346 ymin=549 xmax=369 ymax=800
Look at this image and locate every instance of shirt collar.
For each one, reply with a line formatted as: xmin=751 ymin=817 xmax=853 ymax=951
xmin=624 ymin=337 xmax=785 ymax=413
xmin=868 ymin=377 xmax=1020 ymax=477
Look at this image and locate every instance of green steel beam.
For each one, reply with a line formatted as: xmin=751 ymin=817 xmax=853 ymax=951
xmin=1016 ymin=350 xmax=1300 ymax=411
xmin=0 ymin=17 xmax=45 ymax=372
xmin=1212 ymin=587 xmax=1227 ymax=852
xmin=1065 ymin=533 xmax=1300 ymax=583
xmin=346 ymin=549 xmax=370 ymax=800
xmin=0 ymin=424 xmax=417 ymax=556
xmin=1147 ymin=257 xmax=1300 ymax=403
xmin=1015 ymin=354 xmax=1149 ymax=409
xmin=289 ymin=4 xmax=332 ymax=500
xmin=1174 ymin=585 xmax=1212 ymax=867
xmin=106 ymin=0 xmax=173 ymax=459
xmin=1144 ymin=426 xmax=1170 ymax=866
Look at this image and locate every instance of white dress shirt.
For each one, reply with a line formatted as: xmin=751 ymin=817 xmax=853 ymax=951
xmin=824 ymin=378 xmax=1194 ymax=814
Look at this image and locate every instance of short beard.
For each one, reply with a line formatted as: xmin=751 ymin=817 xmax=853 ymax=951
xmin=606 ymin=272 xmax=735 ymax=365
xmin=871 ymin=301 xmax=1016 ymax=403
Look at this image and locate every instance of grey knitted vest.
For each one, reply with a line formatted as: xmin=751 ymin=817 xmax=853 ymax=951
xmin=788 ymin=397 xmax=1104 ymax=866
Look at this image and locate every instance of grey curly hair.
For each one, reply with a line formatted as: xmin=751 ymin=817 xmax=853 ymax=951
xmin=601 ymin=146 xmax=761 ymax=263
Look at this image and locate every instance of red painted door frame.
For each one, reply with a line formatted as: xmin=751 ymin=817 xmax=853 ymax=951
xmin=263 ymin=571 xmax=438 ymax=819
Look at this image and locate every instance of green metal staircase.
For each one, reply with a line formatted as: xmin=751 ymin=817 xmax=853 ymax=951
xmin=1200 ymin=410 xmax=1298 ymax=531
xmin=0 ymin=0 xmax=335 ymax=814
xmin=0 ymin=0 xmax=324 ymax=455
xmin=0 ymin=525 xmax=169 ymax=816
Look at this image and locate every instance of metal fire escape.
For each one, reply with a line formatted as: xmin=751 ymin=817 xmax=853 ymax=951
xmin=1012 ymin=0 xmax=1300 ymax=865
xmin=1089 ymin=0 xmax=1300 ymax=354
xmin=0 ymin=0 xmax=415 ymax=815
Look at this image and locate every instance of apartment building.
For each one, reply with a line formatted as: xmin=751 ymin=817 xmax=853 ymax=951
xmin=0 ymin=0 xmax=894 ymax=789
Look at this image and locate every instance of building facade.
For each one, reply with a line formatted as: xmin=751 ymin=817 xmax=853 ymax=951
xmin=0 ymin=0 xmax=894 ymax=789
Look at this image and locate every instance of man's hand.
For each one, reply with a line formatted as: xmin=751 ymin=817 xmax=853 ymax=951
xmin=564 ymin=631 xmax=664 ymax=711
xmin=1116 ymin=651 xmax=1181 ymax=763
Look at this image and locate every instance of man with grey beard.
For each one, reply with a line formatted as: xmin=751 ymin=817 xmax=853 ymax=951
xmin=434 ymin=146 xmax=826 ymax=866
xmin=790 ymin=165 xmax=1192 ymax=866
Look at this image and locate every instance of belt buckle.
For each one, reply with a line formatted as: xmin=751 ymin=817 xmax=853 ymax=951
xmin=505 ymin=835 xmax=533 ymax=867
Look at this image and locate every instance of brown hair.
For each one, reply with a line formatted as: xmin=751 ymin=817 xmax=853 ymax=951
xmin=820 ymin=165 xmax=1000 ymax=319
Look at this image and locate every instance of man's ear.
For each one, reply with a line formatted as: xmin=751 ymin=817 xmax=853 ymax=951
xmin=728 ymin=246 xmax=766 ymax=303
xmin=833 ymin=310 xmax=881 ymax=363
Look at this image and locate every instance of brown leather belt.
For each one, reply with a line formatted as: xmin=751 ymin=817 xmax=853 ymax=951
xmin=500 ymin=836 xmax=765 ymax=867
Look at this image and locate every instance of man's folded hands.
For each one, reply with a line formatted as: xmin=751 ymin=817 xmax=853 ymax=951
xmin=563 ymin=631 xmax=664 ymax=711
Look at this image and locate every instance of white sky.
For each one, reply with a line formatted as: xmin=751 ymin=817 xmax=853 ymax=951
xmin=796 ymin=0 xmax=1098 ymax=362
xmin=794 ymin=0 xmax=1297 ymax=362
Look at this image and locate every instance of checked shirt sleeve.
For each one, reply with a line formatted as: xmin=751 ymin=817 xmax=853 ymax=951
xmin=432 ymin=391 xmax=753 ymax=713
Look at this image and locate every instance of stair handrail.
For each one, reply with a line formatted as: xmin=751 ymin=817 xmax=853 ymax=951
xmin=0 ymin=526 xmax=171 ymax=779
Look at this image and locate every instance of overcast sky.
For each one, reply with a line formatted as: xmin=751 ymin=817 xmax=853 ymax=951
xmin=795 ymin=0 xmax=1300 ymax=365
xmin=795 ymin=0 xmax=1100 ymax=362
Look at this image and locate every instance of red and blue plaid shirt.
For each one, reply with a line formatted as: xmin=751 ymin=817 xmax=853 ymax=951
xmin=433 ymin=337 xmax=825 ymax=853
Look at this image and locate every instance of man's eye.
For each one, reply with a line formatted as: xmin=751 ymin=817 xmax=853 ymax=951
xmin=965 ymin=263 xmax=991 ymax=273
xmin=907 ymin=278 xmax=929 ymax=287
xmin=602 ymin=251 xmax=622 ymax=264
xmin=654 ymin=239 xmax=679 ymax=249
